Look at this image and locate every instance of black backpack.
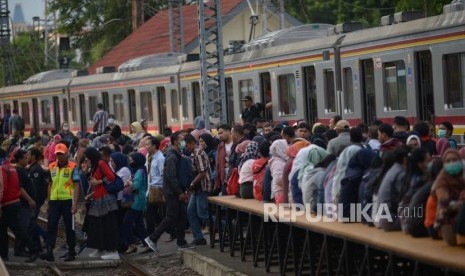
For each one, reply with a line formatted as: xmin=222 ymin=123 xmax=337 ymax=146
xmin=17 ymin=116 xmax=25 ymax=131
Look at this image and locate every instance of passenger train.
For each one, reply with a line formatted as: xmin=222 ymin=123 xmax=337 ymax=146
xmin=1 ymin=8 xmax=465 ymax=141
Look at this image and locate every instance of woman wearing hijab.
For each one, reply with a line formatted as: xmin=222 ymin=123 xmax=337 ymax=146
xmin=84 ymin=147 xmax=120 ymax=260
xmin=130 ymin=122 xmax=145 ymax=147
xmin=238 ymin=141 xmax=260 ymax=198
xmin=299 ymin=146 xmax=330 ymax=207
xmin=191 ymin=116 xmax=210 ymax=141
xmin=199 ymin=133 xmax=218 ymax=187
xmin=436 ymin=138 xmax=451 ymax=157
xmin=432 ymin=149 xmax=465 ymax=245
xmin=269 ymin=139 xmax=289 ymax=204
xmin=406 ymin=134 xmax=421 ymax=150
xmin=284 ymin=140 xmax=310 ymax=204
xmin=110 ymin=152 xmax=132 ymax=239
xmin=121 ymin=153 xmax=148 ymax=254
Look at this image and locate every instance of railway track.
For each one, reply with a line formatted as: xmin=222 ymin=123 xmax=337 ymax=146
xmin=121 ymin=256 xmax=154 ymax=276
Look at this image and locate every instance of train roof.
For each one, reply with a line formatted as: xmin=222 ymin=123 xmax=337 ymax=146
xmin=0 ymin=9 xmax=464 ymax=95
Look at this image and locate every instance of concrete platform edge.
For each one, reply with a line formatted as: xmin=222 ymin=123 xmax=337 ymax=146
xmin=181 ymin=249 xmax=248 ymax=276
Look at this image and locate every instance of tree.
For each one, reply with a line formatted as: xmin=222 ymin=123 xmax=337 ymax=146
xmin=284 ymin=0 xmax=452 ymax=27
xmin=0 ymin=32 xmax=55 ymax=87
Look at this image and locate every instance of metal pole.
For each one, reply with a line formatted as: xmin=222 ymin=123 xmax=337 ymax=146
xmin=333 ymin=35 xmax=345 ymax=117
xmin=279 ymin=0 xmax=284 ymax=29
xmin=261 ymin=0 xmax=268 ymax=35
xmin=44 ymin=0 xmax=48 ymax=66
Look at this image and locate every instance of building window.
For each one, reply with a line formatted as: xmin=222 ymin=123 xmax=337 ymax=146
xmin=20 ymin=102 xmax=30 ymax=125
xmin=324 ymin=69 xmax=336 ymax=114
xmin=239 ymin=79 xmax=254 ymax=100
xmin=384 ymin=60 xmax=407 ymax=111
xmin=343 ymin=68 xmax=354 ymax=114
xmin=140 ymin=91 xmax=153 ymax=121
xmin=443 ymin=53 xmax=465 ymax=109
xmin=89 ymin=96 xmax=98 ymax=117
xmin=113 ymin=94 xmax=125 ymax=121
xmin=41 ymin=100 xmax=51 ymax=124
xmin=171 ymin=89 xmax=179 ymax=122
xmin=278 ymin=74 xmax=296 ymax=116
xmin=181 ymin=87 xmax=189 ymax=121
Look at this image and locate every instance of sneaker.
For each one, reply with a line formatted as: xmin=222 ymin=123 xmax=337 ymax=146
xmin=64 ymin=254 xmax=76 ymax=262
xmin=89 ymin=250 xmax=104 ymax=258
xmin=178 ymin=242 xmax=195 ymax=250
xmin=144 ymin=237 xmax=159 ymax=253
xmin=190 ymin=238 xmax=207 ymax=246
xmin=100 ymin=251 xmax=120 ymax=260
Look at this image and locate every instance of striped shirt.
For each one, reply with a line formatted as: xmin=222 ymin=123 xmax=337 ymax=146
xmin=191 ymin=148 xmax=212 ymax=192
xmin=93 ymin=110 xmax=108 ymax=134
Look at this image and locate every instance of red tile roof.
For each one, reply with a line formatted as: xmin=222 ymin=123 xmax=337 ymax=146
xmin=88 ymin=0 xmax=245 ymax=74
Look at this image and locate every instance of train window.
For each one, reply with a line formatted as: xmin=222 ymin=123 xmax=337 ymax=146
xmin=383 ymin=61 xmax=407 ymax=111
xmin=140 ymin=91 xmax=153 ymax=121
xmin=181 ymin=87 xmax=189 ymax=121
xmin=324 ymin=70 xmax=336 ymax=114
xmin=443 ymin=53 xmax=465 ymax=108
xmin=239 ymin=79 xmax=254 ymax=100
xmin=278 ymin=74 xmax=296 ymax=116
xmin=21 ymin=102 xmax=30 ymax=125
xmin=71 ymin=98 xmax=77 ymax=122
xmin=63 ymin=99 xmax=69 ymax=123
xmin=89 ymin=96 xmax=98 ymax=117
xmin=113 ymin=94 xmax=125 ymax=121
xmin=41 ymin=100 xmax=51 ymax=124
xmin=343 ymin=68 xmax=354 ymax=114
xmin=171 ymin=89 xmax=179 ymax=122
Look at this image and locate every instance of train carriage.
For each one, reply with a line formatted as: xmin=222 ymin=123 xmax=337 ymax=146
xmin=0 ymin=9 xmax=464 ymax=143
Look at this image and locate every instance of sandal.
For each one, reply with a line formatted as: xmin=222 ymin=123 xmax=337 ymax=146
xmin=123 ymin=245 xmax=137 ymax=255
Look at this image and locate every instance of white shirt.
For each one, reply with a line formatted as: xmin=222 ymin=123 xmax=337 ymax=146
xmin=239 ymin=159 xmax=254 ymax=184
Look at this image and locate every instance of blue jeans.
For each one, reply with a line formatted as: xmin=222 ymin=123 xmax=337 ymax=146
xmin=187 ymin=191 xmax=209 ymax=241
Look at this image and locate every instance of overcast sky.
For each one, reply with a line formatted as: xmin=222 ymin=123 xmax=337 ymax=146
xmin=9 ymin=0 xmax=45 ymax=24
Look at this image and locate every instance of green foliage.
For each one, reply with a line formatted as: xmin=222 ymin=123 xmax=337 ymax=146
xmin=285 ymin=0 xmax=452 ymax=26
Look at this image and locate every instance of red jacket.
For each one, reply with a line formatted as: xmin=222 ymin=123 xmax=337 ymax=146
xmin=0 ymin=163 xmax=21 ymax=206
xmin=91 ymin=160 xmax=116 ymax=200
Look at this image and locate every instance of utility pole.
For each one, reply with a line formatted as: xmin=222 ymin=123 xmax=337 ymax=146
xmin=333 ymin=35 xmax=346 ymax=117
xmin=132 ymin=0 xmax=144 ymax=31
xmin=0 ymin=0 xmax=15 ymax=86
xmin=169 ymin=0 xmax=184 ymax=53
xmin=261 ymin=0 xmax=285 ymax=34
xmin=197 ymin=0 xmax=227 ymax=127
xmin=44 ymin=0 xmax=59 ymax=68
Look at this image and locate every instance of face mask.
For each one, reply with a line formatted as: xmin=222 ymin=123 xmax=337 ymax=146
xmin=108 ymin=118 xmax=115 ymax=125
xmin=257 ymin=128 xmax=263 ymax=134
xmin=437 ymin=129 xmax=446 ymax=138
xmin=180 ymin=140 xmax=186 ymax=151
xmin=63 ymin=126 xmax=69 ymax=131
xmin=444 ymin=161 xmax=462 ymax=176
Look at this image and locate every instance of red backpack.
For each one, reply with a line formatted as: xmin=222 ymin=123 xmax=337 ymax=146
xmin=227 ymin=167 xmax=239 ymax=196
xmin=252 ymin=158 xmax=269 ymax=201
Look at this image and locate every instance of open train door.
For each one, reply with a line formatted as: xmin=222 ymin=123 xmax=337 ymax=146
xmin=416 ymin=51 xmax=434 ymax=122
xmin=79 ymin=94 xmax=86 ymax=133
xmin=128 ymin=89 xmax=137 ymax=124
xmin=53 ymin=96 xmax=61 ymax=131
xmin=361 ymin=59 xmax=376 ymax=125
xmin=32 ymin=99 xmax=39 ymax=135
xmin=157 ymin=87 xmax=168 ymax=130
xmin=260 ymin=72 xmax=272 ymax=122
xmin=303 ymin=66 xmax=318 ymax=126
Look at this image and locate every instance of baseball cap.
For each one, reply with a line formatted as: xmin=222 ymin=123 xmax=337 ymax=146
xmin=54 ymin=143 xmax=68 ymax=154
xmin=242 ymin=96 xmax=252 ymax=101
xmin=334 ymin=120 xmax=350 ymax=130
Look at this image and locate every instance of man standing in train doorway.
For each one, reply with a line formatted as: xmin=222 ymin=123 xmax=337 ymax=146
xmin=241 ymin=96 xmax=272 ymax=125
xmin=93 ymin=103 xmax=108 ymax=136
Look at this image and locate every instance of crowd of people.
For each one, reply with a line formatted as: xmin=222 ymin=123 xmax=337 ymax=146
xmin=0 ymin=101 xmax=464 ymax=264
